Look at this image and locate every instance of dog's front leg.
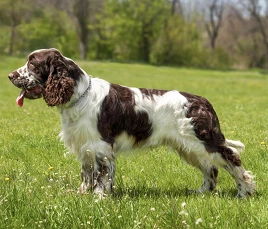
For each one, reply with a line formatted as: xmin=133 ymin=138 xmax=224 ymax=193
xmin=78 ymin=151 xmax=95 ymax=194
xmin=94 ymin=150 xmax=116 ymax=198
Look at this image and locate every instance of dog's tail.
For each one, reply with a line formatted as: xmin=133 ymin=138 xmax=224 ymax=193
xmin=224 ymin=139 xmax=245 ymax=155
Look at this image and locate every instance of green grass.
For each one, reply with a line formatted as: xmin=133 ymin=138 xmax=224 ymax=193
xmin=1 ymin=56 xmax=268 ymax=228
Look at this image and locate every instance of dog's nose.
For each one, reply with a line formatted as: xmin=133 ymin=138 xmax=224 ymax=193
xmin=8 ymin=71 xmax=19 ymax=80
xmin=8 ymin=72 xmax=15 ymax=79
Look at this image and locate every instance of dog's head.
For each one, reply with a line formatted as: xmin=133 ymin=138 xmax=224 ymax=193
xmin=8 ymin=48 xmax=83 ymax=107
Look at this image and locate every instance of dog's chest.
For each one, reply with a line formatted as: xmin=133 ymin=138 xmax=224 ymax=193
xmin=59 ymin=109 xmax=100 ymax=154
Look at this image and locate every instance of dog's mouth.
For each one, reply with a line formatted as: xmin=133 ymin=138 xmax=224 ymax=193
xmin=16 ymin=86 xmax=44 ymax=107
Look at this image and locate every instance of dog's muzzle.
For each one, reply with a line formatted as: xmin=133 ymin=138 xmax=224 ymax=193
xmin=8 ymin=71 xmax=44 ymax=107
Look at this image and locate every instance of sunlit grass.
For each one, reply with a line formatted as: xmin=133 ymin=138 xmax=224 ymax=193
xmin=0 ymin=56 xmax=268 ymax=228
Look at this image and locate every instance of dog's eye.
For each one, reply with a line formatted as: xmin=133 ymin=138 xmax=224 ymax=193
xmin=29 ymin=63 xmax=41 ymax=74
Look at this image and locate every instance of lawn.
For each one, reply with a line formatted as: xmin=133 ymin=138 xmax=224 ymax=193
xmin=0 ymin=56 xmax=267 ymax=228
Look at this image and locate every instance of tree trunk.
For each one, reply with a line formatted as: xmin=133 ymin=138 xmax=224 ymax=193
xmin=248 ymin=0 xmax=268 ymax=66
xmin=171 ymin=0 xmax=183 ymax=16
xmin=205 ymin=0 xmax=224 ymax=50
xmin=9 ymin=17 xmax=15 ymax=55
xmin=74 ymin=0 xmax=90 ymax=59
xmin=79 ymin=42 xmax=87 ymax=60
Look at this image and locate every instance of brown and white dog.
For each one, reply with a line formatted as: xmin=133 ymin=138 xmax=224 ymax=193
xmin=8 ymin=48 xmax=256 ymax=197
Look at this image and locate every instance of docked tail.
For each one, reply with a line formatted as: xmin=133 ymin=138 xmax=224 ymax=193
xmin=225 ymin=139 xmax=245 ymax=154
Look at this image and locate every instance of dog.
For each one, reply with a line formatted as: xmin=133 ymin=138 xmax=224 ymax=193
xmin=8 ymin=48 xmax=256 ymax=197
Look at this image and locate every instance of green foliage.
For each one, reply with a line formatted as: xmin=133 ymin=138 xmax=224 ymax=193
xmin=150 ymin=16 xmax=202 ymax=67
xmin=1 ymin=57 xmax=268 ymax=228
xmin=0 ymin=3 xmax=79 ymax=57
xmin=234 ymin=34 xmax=267 ymax=69
xmin=89 ymin=0 xmax=169 ymax=62
xmin=16 ymin=8 xmax=79 ymax=58
xmin=149 ymin=16 xmax=231 ymax=69
xmin=0 ymin=0 xmax=31 ymax=25
xmin=90 ymin=0 xmax=229 ymax=68
xmin=208 ymin=47 xmax=231 ymax=69
xmin=0 ymin=0 xmax=262 ymax=69
xmin=0 ymin=26 xmax=10 ymax=54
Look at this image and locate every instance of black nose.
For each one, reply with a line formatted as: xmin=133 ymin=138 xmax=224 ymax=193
xmin=8 ymin=71 xmax=20 ymax=80
xmin=8 ymin=72 xmax=14 ymax=79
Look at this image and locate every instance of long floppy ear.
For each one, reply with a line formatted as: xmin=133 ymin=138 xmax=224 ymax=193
xmin=44 ymin=54 xmax=75 ymax=106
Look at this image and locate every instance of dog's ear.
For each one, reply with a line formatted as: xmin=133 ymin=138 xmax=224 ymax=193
xmin=44 ymin=52 xmax=75 ymax=106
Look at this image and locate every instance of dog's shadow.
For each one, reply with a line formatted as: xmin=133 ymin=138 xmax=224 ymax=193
xmin=112 ymin=186 xmax=241 ymax=199
xmin=113 ymin=186 xmax=188 ymax=199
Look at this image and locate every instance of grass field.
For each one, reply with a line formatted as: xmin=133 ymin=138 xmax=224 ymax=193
xmin=0 ymin=56 xmax=268 ymax=228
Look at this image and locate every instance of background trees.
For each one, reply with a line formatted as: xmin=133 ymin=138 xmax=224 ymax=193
xmin=1 ymin=0 xmax=268 ymax=69
xmin=205 ymin=0 xmax=225 ymax=50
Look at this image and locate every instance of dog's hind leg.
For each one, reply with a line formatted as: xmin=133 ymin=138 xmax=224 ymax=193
xmin=176 ymin=148 xmax=219 ymax=193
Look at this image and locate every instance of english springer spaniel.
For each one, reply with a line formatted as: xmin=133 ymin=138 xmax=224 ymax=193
xmin=8 ymin=48 xmax=256 ymax=198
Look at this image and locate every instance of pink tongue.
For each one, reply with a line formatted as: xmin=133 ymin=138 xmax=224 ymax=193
xmin=16 ymin=90 xmax=26 ymax=107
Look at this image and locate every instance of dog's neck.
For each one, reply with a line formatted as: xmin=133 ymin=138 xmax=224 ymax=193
xmin=66 ymin=78 xmax=91 ymax=109
xmin=57 ymin=74 xmax=92 ymax=113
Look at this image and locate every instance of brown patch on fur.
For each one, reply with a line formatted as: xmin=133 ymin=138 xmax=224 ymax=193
xmin=218 ymin=146 xmax=242 ymax=166
xmin=181 ymin=92 xmax=242 ymax=166
xmin=139 ymin=88 xmax=168 ymax=99
xmin=98 ymin=84 xmax=153 ymax=146
xmin=180 ymin=92 xmax=225 ymax=152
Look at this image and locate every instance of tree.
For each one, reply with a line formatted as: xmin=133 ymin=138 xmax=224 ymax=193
xmin=245 ymin=0 xmax=268 ymax=66
xmin=73 ymin=0 xmax=90 ymax=59
xmin=98 ymin=0 xmax=168 ymax=62
xmin=0 ymin=0 xmax=32 ymax=55
xmin=171 ymin=0 xmax=183 ymax=16
xmin=150 ymin=15 xmax=204 ymax=67
xmin=205 ymin=0 xmax=225 ymax=50
xmin=70 ymin=0 xmax=104 ymax=59
xmin=139 ymin=0 xmax=168 ymax=62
